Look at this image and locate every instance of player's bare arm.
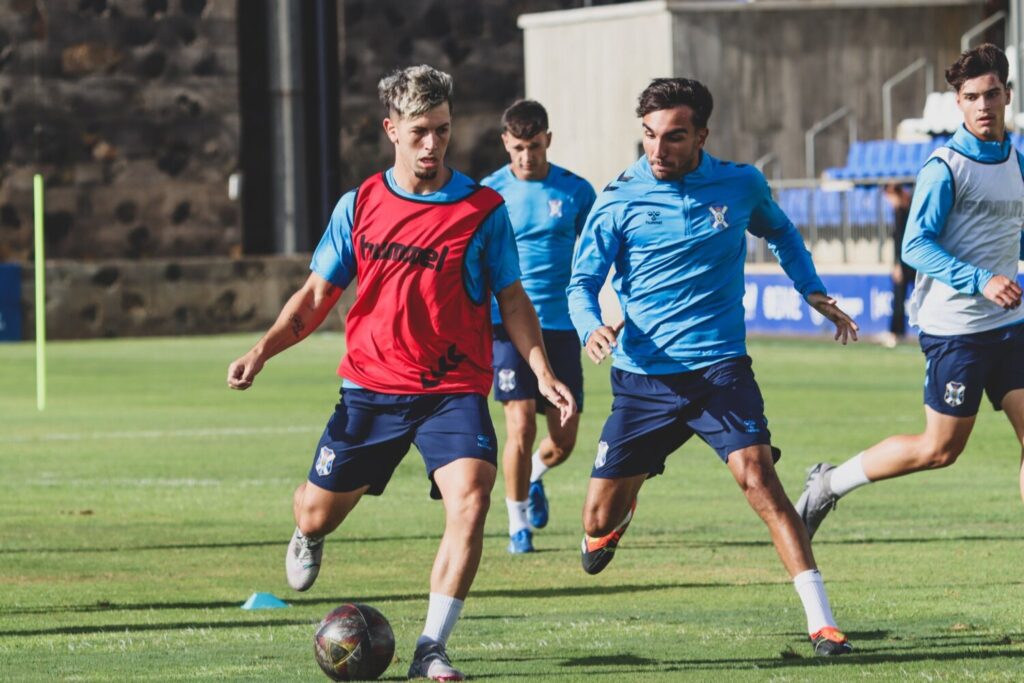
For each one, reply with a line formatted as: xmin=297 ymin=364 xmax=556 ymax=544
xmin=496 ymin=280 xmax=577 ymax=425
xmin=806 ymin=292 xmax=859 ymax=345
xmin=584 ymin=319 xmax=626 ymax=364
xmin=982 ymin=274 xmax=1023 ymax=309
xmin=227 ymin=272 xmax=342 ymax=390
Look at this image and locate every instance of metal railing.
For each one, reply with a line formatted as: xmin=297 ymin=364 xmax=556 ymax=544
xmin=805 ymin=107 xmax=857 ymax=179
xmin=747 ymin=176 xmax=915 ymax=266
xmin=882 ymin=58 xmax=934 ymax=139
xmin=961 ymin=10 xmax=1006 ymax=52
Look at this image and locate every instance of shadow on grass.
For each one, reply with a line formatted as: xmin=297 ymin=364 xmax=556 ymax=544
xmin=0 ymin=618 xmax=316 ymax=637
xmin=6 ymin=531 xmax=1018 ymax=557
xmin=2 ymin=581 xmax=778 ymax=621
xmin=626 ymin=534 xmax=1023 ymax=551
xmin=0 ymin=535 xmax=438 ymax=555
xmin=476 ymin=639 xmax=1024 ymax=674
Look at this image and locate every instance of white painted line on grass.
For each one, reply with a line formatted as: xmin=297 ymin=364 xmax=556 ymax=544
xmin=8 ymin=425 xmax=321 ymax=444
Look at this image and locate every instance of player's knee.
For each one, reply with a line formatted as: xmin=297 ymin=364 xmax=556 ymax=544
xmin=550 ymin=435 xmax=576 ymax=461
xmin=921 ymin=443 xmax=963 ymax=468
xmin=582 ymin=504 xmax=619 ymax=537
xmin=505 ymin=414 xmax=536 ymax=446
xmin=449 ymin=487 xmax=491 ymax=528
xmin=297 ymin=508 xmax=332 ymax=537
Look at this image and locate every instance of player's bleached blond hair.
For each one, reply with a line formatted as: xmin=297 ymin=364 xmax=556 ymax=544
xmin=377 ymin=65 xmax=454 ymax=118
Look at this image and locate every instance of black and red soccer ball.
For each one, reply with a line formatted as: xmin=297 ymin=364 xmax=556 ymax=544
xmin=314 ymin=603 xmax=395 ymax=681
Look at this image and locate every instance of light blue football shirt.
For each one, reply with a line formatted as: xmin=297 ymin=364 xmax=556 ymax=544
xmin=568 ymin=153 xmax=826 ymax=374
xmin=481 ymin=163 xmax=596 ymax=330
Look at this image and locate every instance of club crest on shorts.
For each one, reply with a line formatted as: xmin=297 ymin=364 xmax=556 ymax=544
xmin=709 ymin=205 xmax=729 ymax=229
xmin=498 ymin=368 xmax=516 ymax=392
xmin=944 ymin=381 xmax=965 ymax=407
xmin=315 ymin=446 xmax=336 ymax=477
xmin=595 ymin=441 xmax=609 ymax=469
xmin=548 ymin=199 xmax=563 ymax=218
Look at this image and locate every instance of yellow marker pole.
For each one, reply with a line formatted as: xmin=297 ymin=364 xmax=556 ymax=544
xmin=33 ymin=174 xmax=46 ymax=411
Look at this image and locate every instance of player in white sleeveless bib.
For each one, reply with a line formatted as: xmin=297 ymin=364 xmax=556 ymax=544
xmin=797 ymin=43 xmax=1024 ymax=538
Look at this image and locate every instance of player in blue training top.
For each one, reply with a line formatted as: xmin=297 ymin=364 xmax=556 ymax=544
xmin=567 ymin=78 xmax=860 ymax=657
xmin=481 ymin=100 xmax=597 ymax=554
xmin=797 ymin=45 xmax=1024 ymax=539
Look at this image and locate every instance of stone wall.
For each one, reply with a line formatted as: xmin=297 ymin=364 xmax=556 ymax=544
xmin=0 ymin=0 xmax=241 ymax=263
xmin=20 ymin=256 xmax=352 ymax=339
xmin=337 ymin=0 xmax=592 ymax=189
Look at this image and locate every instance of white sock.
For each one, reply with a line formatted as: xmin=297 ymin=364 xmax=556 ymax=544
xmin=830 ymin=453 xmax=872 ymax=498
xmin=419 ymin=592 xmax=463 ymax=646
xmin=506 ymin=498 xmax=529 ymax=535
xmin=793 ymin=569 xmax=837 ymax=634
xmin=529 ymin=450 xmax=549 ymax=483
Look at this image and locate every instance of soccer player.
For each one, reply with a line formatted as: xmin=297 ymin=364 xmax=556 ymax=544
xmin=227 ymin=65 xmax=576 ymax=682
xmin=797 ymin=44 xmax=1024 ymax=538
xmin=480 ymin=100 xmax=596 ymax=553
xmin=566 ymin=77 xmax=860 ymax=656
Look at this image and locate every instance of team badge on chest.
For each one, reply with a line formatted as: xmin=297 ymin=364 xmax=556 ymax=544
xmin=709 ymin=205 xmax=729 ymax=229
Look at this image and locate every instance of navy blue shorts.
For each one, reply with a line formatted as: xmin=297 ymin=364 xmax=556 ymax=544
xmin=920 ymin=322 xmax=1024 ymax=417
xmin=308 ymin=388 xmax=498 ymax=500
xmin=492 ymin=324 xmax=584 ymax=412
xmin=592 ymin=357 xmax=776 ymax=479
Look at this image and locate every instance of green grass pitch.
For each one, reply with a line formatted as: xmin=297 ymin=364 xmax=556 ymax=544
xmin=2 ymin=333 xmax=1023 ymax=681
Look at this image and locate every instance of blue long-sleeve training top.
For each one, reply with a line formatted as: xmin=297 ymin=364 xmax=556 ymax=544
xmin=568 ymin=153 xmax=825 ymax=374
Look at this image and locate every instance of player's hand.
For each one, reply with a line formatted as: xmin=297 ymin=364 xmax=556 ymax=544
xmin=584 ymin=320 xmax=625 ymax=364
xmin=807 ymin=292 xmax=859 ymax=345
xmin=537 ymin=374 xmax=577 ymax=426
xmin=227 ymin=350 xmax=265 ymax=390
xmin=982 ymin=274 xmax=1022 ymax=310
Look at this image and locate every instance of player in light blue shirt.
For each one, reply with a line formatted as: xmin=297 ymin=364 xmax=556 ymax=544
xmin=798 ymin=45 xmax=1024 ymax=548
xmin=481 ymin=100 xmax=597 ymax=553
xmin=567 ymin=78 xmax=858 ymax=657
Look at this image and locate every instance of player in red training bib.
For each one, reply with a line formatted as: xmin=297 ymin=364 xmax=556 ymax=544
xmin=227 ymin=65 xmax=576 ymax=682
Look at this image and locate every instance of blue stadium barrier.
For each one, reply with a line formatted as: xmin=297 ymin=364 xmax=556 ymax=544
xmin=745 ymin=270 xmax=1024 ymax=337
xmin=744 ymin=272 xmax=908 ymax=336
xmin=0 ymin=263 xmax=22 ymax=341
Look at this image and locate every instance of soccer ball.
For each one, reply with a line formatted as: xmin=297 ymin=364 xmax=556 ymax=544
xmin=314 ymin=602 xmax=395 ymax=681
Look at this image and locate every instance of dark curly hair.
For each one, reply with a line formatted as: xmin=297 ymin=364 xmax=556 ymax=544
xmin=945 ymin=43 xmax=1009 ymax=92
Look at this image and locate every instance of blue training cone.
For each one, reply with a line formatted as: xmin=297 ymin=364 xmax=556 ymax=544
xmin=241 ymin=592 xmax=289 ymax=610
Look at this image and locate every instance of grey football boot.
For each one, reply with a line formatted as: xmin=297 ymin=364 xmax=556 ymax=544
xmin=407 ymin=640 xmax=464 ymax=681
xmin=794 ymin=463 xmax=839 ymax=540
xmin=285 ymin=527 xmax=324 ymax=591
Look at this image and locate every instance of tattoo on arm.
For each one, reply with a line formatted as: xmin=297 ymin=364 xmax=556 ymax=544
xmin=289 ymin=314 xmax=306 ymax=339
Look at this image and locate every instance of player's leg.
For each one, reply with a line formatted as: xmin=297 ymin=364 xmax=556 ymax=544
xmin=493 ymin=323 xmax=539 ymax=551
xmin=501 ymin=399 xmax=537 ymax=552
xmin=797 ymin=330 xmax=989 ymax=539
xmin=726 ymin=444 xmax=850 ymax=656
xmin=527 ymin=329 xmax=584 ymax=529
xmin=985 ymin=323 xmax=1024 ymax=503
xmin=580 ymin=472 xmax=646 ymax=573
xmin=1001 ymin=389 xmax=1024 ymax=502
xmin=287 ymin=389 xmax=413 ymax=592
xmin=408 ymin=394 xmax=498 ymax=681
xmin=287 ymin=481 xmax=366 ymax=592
xmin=580 ymin=368 xmax=690 ymax=574
xmin=526 ymin=408 xmax=580 ymax=530
xmin=689 ymin=355 xmax=850 ymax=655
